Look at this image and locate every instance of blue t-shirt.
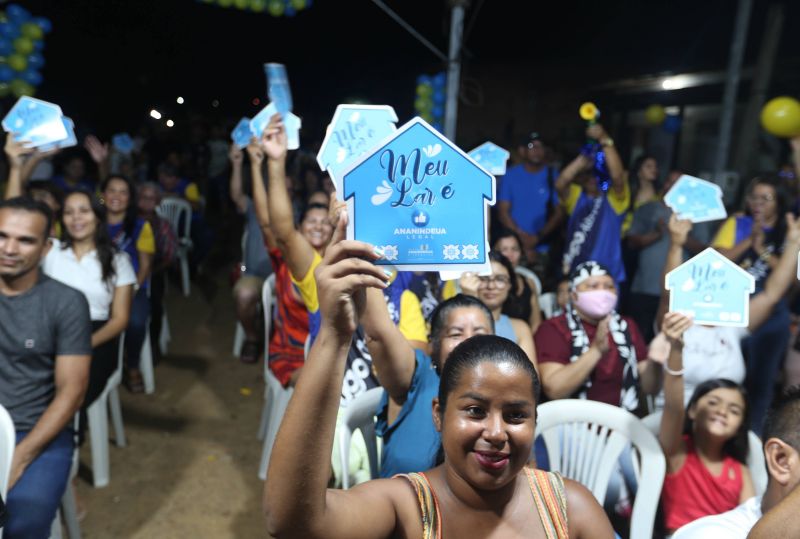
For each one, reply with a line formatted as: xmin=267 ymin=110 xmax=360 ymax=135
xmin=50 ymin=175 xmax=95 ymax=194
xmin=375 ymin=350 xmax=441 ymax=477
xmin=498 ymin=164 xmax=558 ymax=240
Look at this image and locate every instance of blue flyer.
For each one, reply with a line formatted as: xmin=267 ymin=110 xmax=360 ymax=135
xmin=316 ymin=104 xmax=398 ymax=193
xmin=249 ymin=102 xmax=301 ymax=150
xmin=37 ymin=117 xmax=77 ymax=152
xmin=664 ymin=174 xmax=727 ymax=223
xmin=264 ymin=63 xmax=292 ymax=120
xmin=231 ymin=117 xmax=253 ymax=149
xmin=468 ymin=142 xmax=510 ymax=176
xmin=2 ymin=96 xmax=67 ymax=147
xmin=666 ymin=247 xmax=755 ymax=327
xmin=342 ymin=117 xmax=495 ymax=273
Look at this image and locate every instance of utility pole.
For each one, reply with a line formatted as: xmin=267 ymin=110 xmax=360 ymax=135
xmin=444 ymin=0 xmax=469 ymax=141
xmin=713 ymin=0 xmax=753 ymax=183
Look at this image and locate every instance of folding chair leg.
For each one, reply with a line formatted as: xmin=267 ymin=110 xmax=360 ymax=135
xmin=109 ymin=387 xmax=126 ymax=447
xmin=140 ymin=327 xmax=155 ymax=394
xmin=61 ymin=484 xmax=83 ymax=539
xmin=158 ymin=310 xmax=171 ymax=356
xmin=87 ymin=399 xmax=110 ymax=488
xmin=233 ymin=323 xmax=245 ymax=357
xmin=180 ymin=255 xmax=190 ymax=297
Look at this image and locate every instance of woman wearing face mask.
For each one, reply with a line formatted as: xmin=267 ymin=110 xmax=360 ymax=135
xmin=534 ymin=261 xmax=661 ymax=411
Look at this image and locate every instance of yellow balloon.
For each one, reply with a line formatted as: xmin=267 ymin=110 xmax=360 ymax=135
xmin=645 ymin=104 xmax=666 ymax=126
xmin=579 ymin=102 xmax=598 ymax=121
xmin=761 ymin=96 xmax=800 ymax=138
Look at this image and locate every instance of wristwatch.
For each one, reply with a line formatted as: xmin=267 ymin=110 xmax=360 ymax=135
xmin=600 ymin=137 xmax=614 ymax=148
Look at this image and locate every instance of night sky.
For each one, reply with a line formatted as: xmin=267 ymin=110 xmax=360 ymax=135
xmin=12 ymin=0 xmax=800 ymax=143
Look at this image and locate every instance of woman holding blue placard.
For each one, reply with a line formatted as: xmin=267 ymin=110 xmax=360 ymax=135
xmin=264 ymin=211 xmax=614 ymax=539
xmin=712 ymin=174 xmax=794 ymax=433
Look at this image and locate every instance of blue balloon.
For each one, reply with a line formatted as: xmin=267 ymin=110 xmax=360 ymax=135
xmin=285 ymin=5 xmax=296 ymax=15
xmin=433 ymin=91 xmax=446 ymax=105
xmin=432 ymin=121 xmax=443 ymax=132
xmin=432 ymin=105 xmax=444 ymax=118
xmin=433 ymin=72 xmax=446 ymax=89
xmin=21 ymin=68 xmax=41 ymax=86
xmin=0 ymin=40 xmax=12 ymax=56
xmin=27 ymin=52 xmax=44 ymax=69
xmin=34 ymin=17 xmax=52 ymax=34
xmin=417 ymin=75 xmax=431 ymax=87
xmin=0 ymin=65 xmax=14 ymax=83
xmin=0 ymin=22 xmax=20 ymax=39
xmin=32 ymin=39 xmax=44 ymax=52
xmin=6 ymin=4 xmax=31 ymax=24
xmin=663 ymin=114 xmax=682 ymax=134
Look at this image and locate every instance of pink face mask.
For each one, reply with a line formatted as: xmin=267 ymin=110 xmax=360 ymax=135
xmin=574 ymin=290 xmax=618 ymax=319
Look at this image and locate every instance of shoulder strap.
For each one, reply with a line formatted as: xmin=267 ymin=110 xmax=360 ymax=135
xmin=395 ymin=472 xmax=441 ymax=539
xmin=525 ymin=468 xmax=569 ymax=539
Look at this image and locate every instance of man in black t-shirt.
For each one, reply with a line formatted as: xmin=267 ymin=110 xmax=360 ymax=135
xmin=0 ymin=197 xmax=91 ymax=538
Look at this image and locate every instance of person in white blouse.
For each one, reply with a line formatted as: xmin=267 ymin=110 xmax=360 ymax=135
xmin=43 ymin=190 xmax=135 ymax=408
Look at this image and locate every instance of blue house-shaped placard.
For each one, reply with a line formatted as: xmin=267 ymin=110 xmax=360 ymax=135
xmin=230 ymin=118 xmax=253 ymax=149
xmin=468 ymin=142 xmax=510 ymax=176
xmin=666 ymin=248 xmax=755 ymax=327
xmin=317 ymin=104 xmax=398 ymax=193
xmin=2 ymin=96 xmax=67 ymax=147
xmin=342 ymin=117 xmax=496 ymax=272
xmin=664 ymin=174 xmax=727 ymax=223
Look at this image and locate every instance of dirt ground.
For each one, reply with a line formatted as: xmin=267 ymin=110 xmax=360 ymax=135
xmin=71 ymin=270 xmax=271 ymax=538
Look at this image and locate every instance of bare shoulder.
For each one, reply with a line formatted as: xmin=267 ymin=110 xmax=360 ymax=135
xmin=563 ymin=478 xmax=615 ymax=538
xmin=325 ymin=477 xmax=424 ymax=539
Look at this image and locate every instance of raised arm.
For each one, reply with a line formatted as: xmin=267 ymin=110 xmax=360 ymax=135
xmin=658 ymin=311 xmax=693 ymax=467
xmin=587 ymin=124 xmax=625 ymax=196
xmin=265 ymin=213 xmax=399 ymax=539
xmin=228 ymin=143 xmax=248 ymax=214
xmin=246 ymin=139 xmax=277 ymax=249
xmin=84 ymin=135 xmax=110 ymax=181
xmin=655 ymin=214 xmax=692 ymax=330
xmin=554 ymin=154 xmax=591 ymax=200
xmin=261 ymin=114 xmax=317 ymax=280
xmin=749 ymin=213 xmax=800 ymax=331
xmin=362 ymin=285 xmax=417 ymax=403
xmin=4 ymin=133 xmax=34 ymax=199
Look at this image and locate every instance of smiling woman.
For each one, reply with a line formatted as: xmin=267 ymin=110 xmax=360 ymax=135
xmin=263 ymin=212 xmax=614 ymax=539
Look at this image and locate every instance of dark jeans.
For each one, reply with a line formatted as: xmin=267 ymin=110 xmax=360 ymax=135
xmin=125 ymin=286 xmax=151 ymax=369
xmin=744 ymin=298 xmax=791 ymax=435
xmin=5 ymin=429 xmax=73 ymax=539
xmin=83 ymin=320 xmax=119 ymax=406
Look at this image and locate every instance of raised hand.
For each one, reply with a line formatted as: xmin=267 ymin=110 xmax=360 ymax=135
xmin=586 ymin=123 xmax=608 ymax=141
xmin=667 ymin=213 xmax=692 ymax=247
xmin=4 ymin=132 xmax=34 ymax=168
xmin=458 ymin=271 xmax=481 ymax=297
xmin=260 ymin=113 xmax=288 ymax=161
xmin=228 ymin=142 xmax=243 ymax=166
xmin=83 ymin=135 xmax=109 ymax=164
xmin=315 ymin=210 xmax=389 ymax=337
xmin=661 ymin=311 xmax=693 ymax=346
xmin=784 ymin=213 xmax=800 ymax=246
xmin=246 ymin=136 xmax=265 ymax=166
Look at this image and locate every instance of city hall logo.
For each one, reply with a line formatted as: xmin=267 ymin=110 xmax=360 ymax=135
xmin=412 ymin=210 xmax=430 ymax=227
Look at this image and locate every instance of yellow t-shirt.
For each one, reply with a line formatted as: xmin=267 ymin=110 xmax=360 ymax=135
xmin=711 ymin=216 xmax=738 ymax=249
xmin=136 ymin=221 xmax=156 ymax=255
xmin=291 ymin=253 xmax=427 ymax=343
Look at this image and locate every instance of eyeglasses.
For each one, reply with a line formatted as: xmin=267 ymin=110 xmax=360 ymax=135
xmin=747 ymin=193 xmax=775 ymax=204
xmin=478 ymin=275 xmax=511 ymax=288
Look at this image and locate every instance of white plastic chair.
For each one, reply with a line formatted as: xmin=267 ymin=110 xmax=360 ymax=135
xmin=0 ymin=403 xmax=15 ymax=504
xmin=338 ymin=387 xmax=383 ymax=489
xmin=87 ymin=334 xmax=127 ymax=488
xmin=641 ymin=411 xmax=768 ymax=496
xmin=536 ymin=399 xmax=665 ymax=539
xmin=157 ymin=198 xmax=192 ymax=297
xmin=538 ymin=292 xmax=557 ymax=319
xmin=232 ymin=230 xmax=248 ymax=357
xmin=514 ymin=265 xmax=542 ymax=295
xmin=139 ymin=322 xmax=156 ymax=395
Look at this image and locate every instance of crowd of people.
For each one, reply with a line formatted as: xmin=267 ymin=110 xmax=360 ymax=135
xmin=1 ymin=105 xmax=800 ymax=539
